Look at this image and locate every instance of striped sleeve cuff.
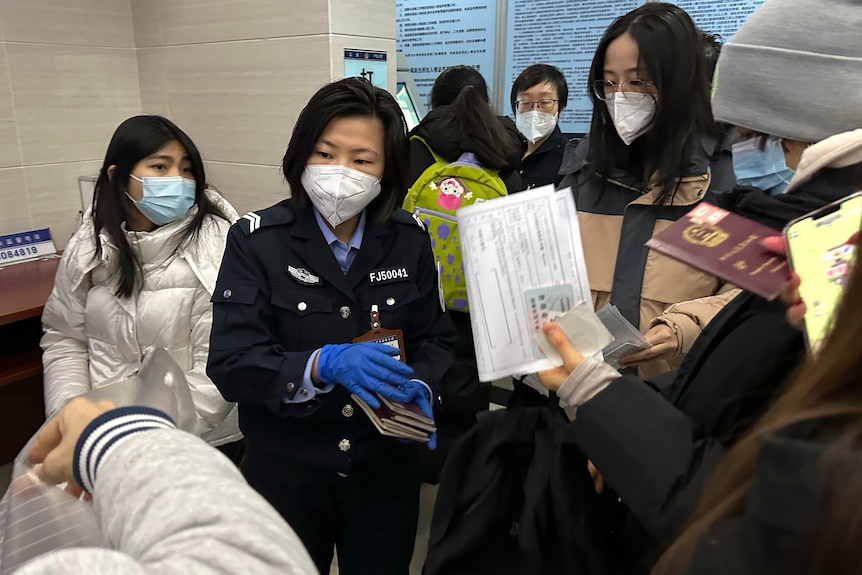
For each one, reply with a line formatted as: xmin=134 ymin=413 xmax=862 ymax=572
xmin=73 ymin=406 xmax=176 ymax=492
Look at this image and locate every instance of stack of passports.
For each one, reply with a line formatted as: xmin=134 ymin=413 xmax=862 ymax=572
xmin=351 ymin=393 xmax=436 ymax=442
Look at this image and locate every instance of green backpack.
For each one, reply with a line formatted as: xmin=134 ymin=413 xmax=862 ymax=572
xmin=403 ymin=136 xmax=508 ymax=312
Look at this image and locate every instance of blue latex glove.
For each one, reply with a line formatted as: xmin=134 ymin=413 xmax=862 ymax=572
xmin=317 ymin=343 xmax=413 ymax=409
xmin=398 ymin=379 xmax=437 ymax=451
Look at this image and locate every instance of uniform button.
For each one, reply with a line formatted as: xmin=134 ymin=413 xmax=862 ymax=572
xmin=300 ymin=388 xmax=309 ymax=397
xmin=297 ymin=301 xmax=308 ymax=311
xmin=386 ymin=297 xmax=395 ymax=306
xmin=338 ymin=439 xmax=351 ymax=452
xmin=286 ymin=382 xmax=296 ymax=393
xmin=223 ymin=289 xmax=232 ymax=298
xmin=337 ymin=472 xmax=348 ymax=478
xmin=342 ymin=404 xmax=355 ymax=418
xmin=340 ymin=306 xmax=351 ymax=319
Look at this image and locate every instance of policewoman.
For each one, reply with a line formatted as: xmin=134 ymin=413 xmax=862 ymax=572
xmin=207 ymin=78 xmax=456 ymax=575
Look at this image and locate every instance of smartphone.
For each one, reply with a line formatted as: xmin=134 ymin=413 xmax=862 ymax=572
xmin=785 ymin=192 xmax=862 ymax=351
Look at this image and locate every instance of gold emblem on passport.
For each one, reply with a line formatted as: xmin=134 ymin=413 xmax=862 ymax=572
xmin=682 ymin=224 xmax=729 ymax=248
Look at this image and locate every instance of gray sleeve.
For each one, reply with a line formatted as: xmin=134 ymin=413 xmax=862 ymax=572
xmin=556 ymin=357 xmax=621 ymax=417
xmin=16 ymin=429 xmax=317 ymax=575
xmin=14 ymin=548 xmax=150 ymax=575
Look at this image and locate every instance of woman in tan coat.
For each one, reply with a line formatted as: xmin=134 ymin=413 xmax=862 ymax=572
xmin=558 ymin=3 xmax=737 ymax=377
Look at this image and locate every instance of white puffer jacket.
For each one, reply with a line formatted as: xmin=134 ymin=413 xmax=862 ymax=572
xmin=41 ymin=190 xmax=241 ymax=446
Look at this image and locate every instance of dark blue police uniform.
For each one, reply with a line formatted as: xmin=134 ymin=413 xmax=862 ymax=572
xmin=207 ymin=200 xmax=456 ymax=575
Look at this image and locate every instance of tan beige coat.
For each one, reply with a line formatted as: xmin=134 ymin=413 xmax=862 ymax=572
xmin=560 ymin=137 xmax=739 ymax=376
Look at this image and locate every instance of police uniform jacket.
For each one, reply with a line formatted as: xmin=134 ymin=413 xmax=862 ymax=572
xmin=207 ymin=200 xmax=456 ymax=481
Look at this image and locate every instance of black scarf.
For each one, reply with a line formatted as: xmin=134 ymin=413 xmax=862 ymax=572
xmin=714 ymin=161 xmax=862 ymax=230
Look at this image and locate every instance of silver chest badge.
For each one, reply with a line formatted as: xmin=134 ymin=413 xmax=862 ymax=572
xmin=287 ymin=265 xmax=321 ymax=286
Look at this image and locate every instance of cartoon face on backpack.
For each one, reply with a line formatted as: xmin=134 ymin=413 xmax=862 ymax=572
xmin=435 ymin=177 xmax=472 ymax=211
xmin=404 ymin=137 xmax=509 ymax=313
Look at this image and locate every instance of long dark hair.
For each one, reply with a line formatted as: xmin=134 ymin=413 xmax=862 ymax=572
xmin=282 ymin=77 xmax=407 ymax=223
xmin=653 ymin=226 xmax=862 ymax=574
xmin=587 ymin=3 xmax=721 ymax=205
xmin=429 ymin=65 xmax=519 ymax=170
xmin=92 ymin=115 xmax=227 ymax=298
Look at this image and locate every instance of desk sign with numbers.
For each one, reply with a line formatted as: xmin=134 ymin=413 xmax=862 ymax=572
xmin=0 ymin=228 xmax=57 ymax=267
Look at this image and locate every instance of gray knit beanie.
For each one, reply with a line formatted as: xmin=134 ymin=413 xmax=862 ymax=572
xmin=712 ymin=0 xmax=862 ymax=142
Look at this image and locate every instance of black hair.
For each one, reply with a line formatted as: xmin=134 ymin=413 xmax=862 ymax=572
xmin=700 ymin=30 xmax=724 ymax=82
xmin=92 ymin=115 xmax=228 ymax=299
xmin=587 ymin=3 xmax=722 ymax=205
xmin=428 ymin=65 xmax=520 ymax=170
xmin=281 ymin=78 xmax=407 ymax=223
xmin=509 ymin=63 xmax=569 ymax=114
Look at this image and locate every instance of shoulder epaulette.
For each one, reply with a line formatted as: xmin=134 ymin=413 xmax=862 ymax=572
xmin=236 ymin=201 xmax=295 ymax=236
xmin=392 ymin=208 xmax=426 ymax=231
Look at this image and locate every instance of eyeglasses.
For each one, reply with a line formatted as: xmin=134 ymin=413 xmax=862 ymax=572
xmin=515 ymin=99 xmax=559 ymax=113
xmin=592 ymin=79 xmax=656 ymax=101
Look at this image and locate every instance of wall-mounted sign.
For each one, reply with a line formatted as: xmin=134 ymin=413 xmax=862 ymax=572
xmin=396 ymin=0 xmax=767 ymax=136
xmin=504 ymin=0 xmax=641 ymax=135
xmin=671 ymin=0 xmax=766 ymax=40
xmin=344 ymin=49 xmax=388 ymax=89
xmin=396 ymin=0 xmax=497 ymax=108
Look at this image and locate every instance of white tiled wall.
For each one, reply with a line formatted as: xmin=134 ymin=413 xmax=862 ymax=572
xmin=7 ymin=44 xmax=142 ymax=165
xmin=0 ymin=0 xmax=140 ymax=246
xmin=134 ymin=0 xmax=396 ymax=216
xmin=132 ymin=0 xmax=331 ymax=47
xmin=0 ymin=0 xmax=396 ymax=246
xmin=0 ymin=0 xmax=135 ymax=47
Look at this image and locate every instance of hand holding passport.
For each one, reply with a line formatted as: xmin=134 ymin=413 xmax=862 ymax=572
xmin=646 ymin=203 xmax=789 ymax=300
xmin=347 ymin=305 xmax=436 ymax=445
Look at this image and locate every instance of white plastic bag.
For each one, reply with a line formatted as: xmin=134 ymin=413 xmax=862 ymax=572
xmin=0 ymin=347 xmax=196 ymax=574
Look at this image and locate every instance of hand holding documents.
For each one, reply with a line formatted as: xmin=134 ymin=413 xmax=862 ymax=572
xmin=645 ymin=203 xmax=789 ymax=300
xmin=457 ymin=185 xmax=593 ymax=381
xmin=596 ymin=304 xmax=652 ymax=369
xmin=533 ymin=303 xmax=613 ymax=365
xmin=519 ymin=304 xmax=612 ymax=398
xmin=351 ymin=393 xmax=436 ymax=443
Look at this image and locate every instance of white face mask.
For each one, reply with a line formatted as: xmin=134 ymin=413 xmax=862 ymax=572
xmin=300 ymin=164 xmax=382 ymax=227
xmin=604 ymin=93 xmax=656 ymax=146
xmin=516 ymin=110 xmax=558 ymax=144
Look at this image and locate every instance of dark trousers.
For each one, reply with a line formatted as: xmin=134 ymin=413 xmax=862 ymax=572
xmin=247 ymin=462 xmax=420 ymax=575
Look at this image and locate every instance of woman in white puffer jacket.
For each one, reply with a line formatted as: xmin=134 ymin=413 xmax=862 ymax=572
xmin=41 ymin=115 xmax=241 ymax=447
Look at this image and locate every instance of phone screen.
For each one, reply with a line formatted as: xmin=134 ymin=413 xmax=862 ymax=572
xmin=786 ymin=192 xmax=861 ymax=351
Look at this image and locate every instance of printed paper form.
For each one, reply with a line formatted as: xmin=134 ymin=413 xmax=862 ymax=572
xmin=457 ymin=185 xmax=591 ymax=380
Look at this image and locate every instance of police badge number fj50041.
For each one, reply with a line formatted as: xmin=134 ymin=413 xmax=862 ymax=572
xmin=352 ymin=304 xmax=406 ymax=363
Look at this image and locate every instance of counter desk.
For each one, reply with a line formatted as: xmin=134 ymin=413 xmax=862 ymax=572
xmin=0 ymin=257 xmax=59 ymax=464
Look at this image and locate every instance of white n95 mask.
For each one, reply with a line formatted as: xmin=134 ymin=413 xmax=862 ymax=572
xmin=605 ymin=94 xmax=656 ymax=146
xmin=301 ymin=164 xmax=382 ymax=227
xmin=516 ymin=110 xmax=558 ymax=144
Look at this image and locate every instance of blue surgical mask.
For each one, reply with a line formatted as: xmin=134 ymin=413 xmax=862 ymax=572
xmin=128 ymin=175 xmax=196 ymax=225
xmin=731 ymin=136 xmax=795 ymax=195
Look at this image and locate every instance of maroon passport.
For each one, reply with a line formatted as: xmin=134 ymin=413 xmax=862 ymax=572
xmin=351 ymin=393 xmax=436 ymax=443
xmin=645 ymin=203 xmax=789 ymax=300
